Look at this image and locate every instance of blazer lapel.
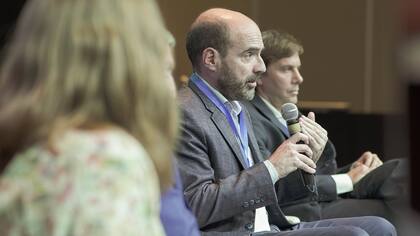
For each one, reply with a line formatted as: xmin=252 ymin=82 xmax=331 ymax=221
xmin=189 ymin=81 xmax=248 ymax=169
xmin=251 ymin=96 xmax=290 ymax=138
xmin=244 ymin=108 xmax=264 ymax=164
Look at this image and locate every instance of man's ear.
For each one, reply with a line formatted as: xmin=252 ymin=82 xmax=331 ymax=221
xmin=202 ymin=47 xmax=220 ymax=72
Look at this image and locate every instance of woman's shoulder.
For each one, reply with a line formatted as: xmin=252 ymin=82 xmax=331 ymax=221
xmin=0 ymin=128 xmax=163 ymax=236
xmin=62 ymin=128 xmax=149 ymax=160
xmin=2 ymin=127 xmax=154 ymax=181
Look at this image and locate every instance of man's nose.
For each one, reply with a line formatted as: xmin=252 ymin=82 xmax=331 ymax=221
xmin=294 ymin=69 xmax=303 ymax=83
xmin=254 ymin=55 xmax=266 ymax=74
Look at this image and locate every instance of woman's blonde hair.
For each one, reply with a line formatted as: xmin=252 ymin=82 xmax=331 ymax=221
xmin=0 ymin=0 xmax=178 ymax=190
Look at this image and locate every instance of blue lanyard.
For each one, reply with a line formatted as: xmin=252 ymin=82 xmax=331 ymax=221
xmin=191 ymin=74 xmax=250 ymax=168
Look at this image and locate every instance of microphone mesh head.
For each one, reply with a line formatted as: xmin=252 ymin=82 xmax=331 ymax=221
xmin=281 ymin=103 xmax=299 ymax=121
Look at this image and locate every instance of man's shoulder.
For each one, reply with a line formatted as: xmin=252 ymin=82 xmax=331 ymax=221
xmin=178 ymin=86 xmax=201 ymax=108
xmin=177 ymin=86 xmax=211 ymax=123
xmin=178 ymin=86 xmax=194 ymax=101
xmin=241 ymin=96 xmax=268 ymax=120
xmin=241 ymin=99 xmax=258 ymax=114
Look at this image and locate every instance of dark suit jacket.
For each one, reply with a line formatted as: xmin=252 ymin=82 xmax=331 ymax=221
xmin=176 ymin=81 xmax=294 ymax=234
xmin=243 ymin=95 xmax=340 ymax=221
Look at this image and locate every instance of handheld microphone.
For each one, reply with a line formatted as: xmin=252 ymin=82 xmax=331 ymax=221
xmin=281 ymin=103 xmax=317 ymax=193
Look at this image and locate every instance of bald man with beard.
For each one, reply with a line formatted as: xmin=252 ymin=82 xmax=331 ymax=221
xmin=175 ymin=8 xmax=396 ymax=236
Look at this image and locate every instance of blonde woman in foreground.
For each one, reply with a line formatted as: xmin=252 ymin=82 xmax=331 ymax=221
xmin=0 ymin=0 xmax=178 ymax=235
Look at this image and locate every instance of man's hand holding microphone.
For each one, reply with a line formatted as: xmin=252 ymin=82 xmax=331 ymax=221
xmin=268 ymin=103 xmax=328 ymax=192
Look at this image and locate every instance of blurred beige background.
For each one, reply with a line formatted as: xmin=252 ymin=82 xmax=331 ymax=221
xmin=157 ymin=0 xmax=401 ymax=114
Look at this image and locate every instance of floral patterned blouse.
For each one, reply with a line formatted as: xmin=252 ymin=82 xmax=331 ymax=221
xmin=0 ymin=128 xmax=165 ymax=236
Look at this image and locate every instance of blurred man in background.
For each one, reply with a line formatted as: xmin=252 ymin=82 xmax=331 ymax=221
xmin=244 ymin=29 xmax=407 ymax=225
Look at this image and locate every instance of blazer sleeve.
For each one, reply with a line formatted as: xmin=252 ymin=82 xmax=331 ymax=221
xmin=314 ymin=140 xmax=339 ymax=201
xmin=315 ymin=140 xmax=338 ymax=174
xmin=176 ymin=108 xmax=279 ymax=228
xmin=314 ymin=175 xmax=338 ymax=202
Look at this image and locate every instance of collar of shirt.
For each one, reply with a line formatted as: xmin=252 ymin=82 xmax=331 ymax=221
xmin=195 ymin=73 xmax=242 ymax=117
xmin=259 ymin=96 xmax=285 ymax=122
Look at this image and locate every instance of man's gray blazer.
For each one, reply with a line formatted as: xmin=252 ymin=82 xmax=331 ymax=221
xmin=176 ymin=81 xmax=294 ymax=234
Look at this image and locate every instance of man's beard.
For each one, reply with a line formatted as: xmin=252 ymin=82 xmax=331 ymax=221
xmin=218 ymin=62 xmax=259 ymax=101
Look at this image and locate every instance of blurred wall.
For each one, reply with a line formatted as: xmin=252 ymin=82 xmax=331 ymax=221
xmin=0 ymin=0 xmax=26 ymax=49
xmin=157 ymin=0 xmax=401 ymax=114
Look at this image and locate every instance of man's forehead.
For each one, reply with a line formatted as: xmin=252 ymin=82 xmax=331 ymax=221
xmin=229 ymin=26 xmax=263 ymax=49
xmin=275 ymin=54 xmax=301 ymax=66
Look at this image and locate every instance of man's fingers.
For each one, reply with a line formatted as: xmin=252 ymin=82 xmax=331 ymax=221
xmin=372 ymin=154 xmax=382 ymax=163
xmin=299 ymin=165 xmax=316 ymax=174
xmin=307 ymin=112 xmax=315 ymax=121
xmin=371 ymin=154 xmax=383 ymax=168
xmin=288 ymin=132 xmax=309 ymax=145
xmin=298 ymin=153 xmax=316 ymax=169
xmin=294 ymin=143 xmax=313 ymax=160
xmin=297 ymin=154 xmax=316 ymax=174
xmin=364 ymin=154 xmax=374 ymax=167
xmin=358 ymin=151 xmax=372 ymax=162
xmin=352 ymin=161 xmax=362 ymax=168
xmin=300 ymin=115 xmax=328 ymax=137
xmin=300 ymin=121 xmax=327 ymax=146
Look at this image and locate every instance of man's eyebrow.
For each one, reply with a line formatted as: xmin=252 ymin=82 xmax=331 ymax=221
xmin=243 ymin=47 xmax=263 ymax=53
